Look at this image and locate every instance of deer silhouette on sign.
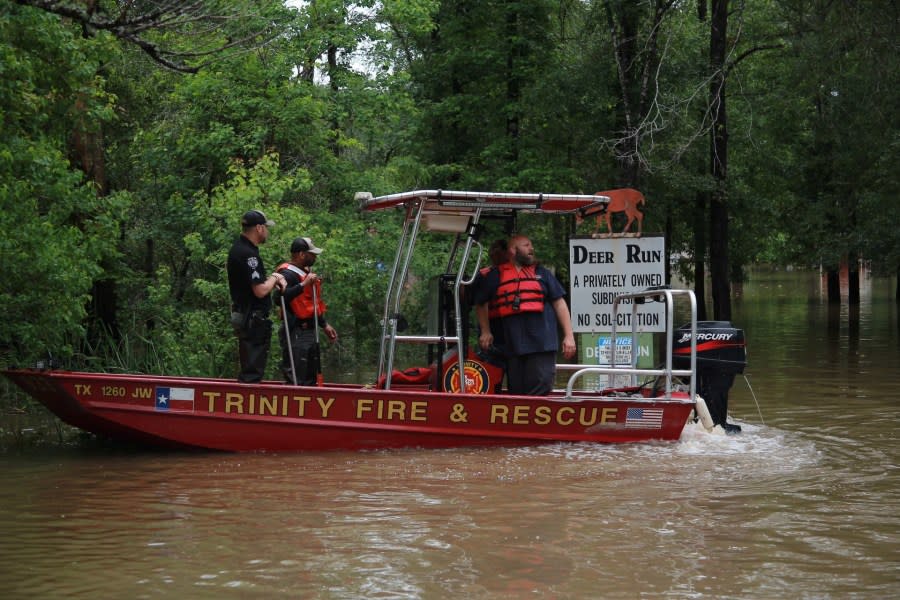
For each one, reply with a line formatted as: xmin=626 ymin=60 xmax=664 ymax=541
xmin=575 ymin=188 xmax=645 ymax=237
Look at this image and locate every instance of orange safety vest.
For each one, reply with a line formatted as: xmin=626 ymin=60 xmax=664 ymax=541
xmin=493 ymin=263 xmax=545 ymax=318
xmin=277 ymin=263 xmax=326 ymax=319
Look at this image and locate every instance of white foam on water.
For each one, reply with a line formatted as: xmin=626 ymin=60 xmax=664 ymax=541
xmin=500 ymin=416 xmax=823 ymax=485
xmin=677 ymin=419 xmax=820 ymax=465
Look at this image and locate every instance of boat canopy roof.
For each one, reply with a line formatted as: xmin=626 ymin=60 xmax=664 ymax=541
xmin=357 ymin=189 xmax=608 ymax=227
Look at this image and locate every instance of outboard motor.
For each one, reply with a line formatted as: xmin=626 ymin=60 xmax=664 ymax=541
xmin=673 ymin=321 xmax=746 ymax=433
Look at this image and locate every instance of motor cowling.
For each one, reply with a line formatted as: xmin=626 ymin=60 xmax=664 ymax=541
xmin=673 ymin=321 xmax=746 ymax=374
xmin=673 ymin=321 xmax=746 ymax=432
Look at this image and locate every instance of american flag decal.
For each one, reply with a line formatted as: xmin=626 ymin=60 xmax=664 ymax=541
xmin=625 ymin=407 xmax=664 ymax=429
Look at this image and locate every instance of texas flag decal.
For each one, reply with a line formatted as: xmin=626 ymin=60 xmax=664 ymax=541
xmin=155 ymin=386 xmax=195 ymax=412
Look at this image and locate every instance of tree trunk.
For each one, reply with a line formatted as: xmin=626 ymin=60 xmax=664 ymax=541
xmin=327 ymin=43 xmax=340 ymax=159
xmin=505 ymin=0 xmax=520 ymax=166
xmin=664 ymin=209 xmax=673 ymax=286
xmin=694 ymin=2 xmax=709 ymax=321
xmin=826 ymin=267 xmax=841 ymax=303
xmin=603 ymin=0 xmax=670 ymax=188
xmin=848 ymin=252 xmax=860 ymax=305
xmin=708 ymin=0 xmax=731 ymax=321
xmin=694 ymin=190 xmax=708 ymax=321
xmin=71 ymin=91 xmax=119 ymax=341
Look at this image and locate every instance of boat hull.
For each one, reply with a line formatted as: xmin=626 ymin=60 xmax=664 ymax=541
xmin=3 ymin=369 xmax=694 ymax=452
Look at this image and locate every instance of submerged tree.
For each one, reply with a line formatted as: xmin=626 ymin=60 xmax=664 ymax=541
xmin=701 ymin=0 xmax=783 ymax=319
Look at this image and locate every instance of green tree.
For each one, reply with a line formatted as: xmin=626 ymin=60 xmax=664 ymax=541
xmin=13 ymin=0 xmax=286 ymax=73
xmin=797 ymin=1 xmax=898 ymax=303
xmin=0 ymin=3 xmax=123 ymax=364
xmin=409 ymin=0 xmax=565 ymax=189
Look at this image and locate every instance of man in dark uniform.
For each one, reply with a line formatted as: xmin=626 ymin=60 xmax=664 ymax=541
xmin=473 ymin=235 xmax=576 ymax=395
xmin=227 ymin=209 xmax=286 ymax=382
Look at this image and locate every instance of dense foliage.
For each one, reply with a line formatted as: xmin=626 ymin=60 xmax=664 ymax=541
xmin=1 ymin=0 xmax=897 ymax=382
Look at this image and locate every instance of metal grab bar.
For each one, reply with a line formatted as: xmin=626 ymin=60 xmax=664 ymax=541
xmin=460 ymin=240 xmax=483 ymax=286
xmin=610 ymin=287 xmax=697 ymax=402
xmin=561 ymin=366 xmax=692 ymax=399
xmin=385 ymin=335 xmax=460 ymax=345
xmin=560 ymin=287 xmax=697 ymax=402
xmin=450 ymin=211 xmax=482 ymax=393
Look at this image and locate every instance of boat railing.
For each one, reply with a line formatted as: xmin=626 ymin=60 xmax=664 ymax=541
xmin=390 ymin=335 xmax=460 ymax=345
xmin=559 ymin=287 xmax=697 ymax=402
xmin=559 ymin=364 xmax=693 ymax=400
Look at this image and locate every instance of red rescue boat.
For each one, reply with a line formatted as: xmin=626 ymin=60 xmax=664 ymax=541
xmin=3 ymin=190 xmax=727 ymax=451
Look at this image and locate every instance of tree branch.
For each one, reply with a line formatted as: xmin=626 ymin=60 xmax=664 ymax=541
xmin=13 ymin=0 xmax=283 ymax=74
xmin=725 ymin=43 xmax=785 ymax=77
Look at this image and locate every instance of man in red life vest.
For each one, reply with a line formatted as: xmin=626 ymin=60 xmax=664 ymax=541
xmin=275 ymin=237 xmax=338 ymax=384
xmin=473 ymin=235 xmax=576 ymax=395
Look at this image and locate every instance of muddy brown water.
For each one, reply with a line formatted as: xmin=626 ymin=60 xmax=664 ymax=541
xmin=1 ymin=269 xmax=897 ymax=599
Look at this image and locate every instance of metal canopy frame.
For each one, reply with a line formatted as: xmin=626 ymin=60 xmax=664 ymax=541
xmin=360 ymin=190 xmax=608 ymax=392
xmin=359 ymin=189 xmax=609 ymax=216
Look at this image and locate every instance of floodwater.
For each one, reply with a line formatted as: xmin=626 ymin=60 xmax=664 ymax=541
xmin=1 ymin=269 xmax=898 ymax=599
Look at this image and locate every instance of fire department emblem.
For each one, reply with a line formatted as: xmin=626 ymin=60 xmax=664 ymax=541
xmin=444 ymin=360 xmax=490 ymax=394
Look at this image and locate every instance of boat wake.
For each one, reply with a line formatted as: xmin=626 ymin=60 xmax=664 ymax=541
xmin=499 ymin=418 xmax=822 ymax=485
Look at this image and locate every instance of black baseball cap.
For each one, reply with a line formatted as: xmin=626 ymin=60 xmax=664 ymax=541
xmin=241 ymin=210 xmax=275 ymax=227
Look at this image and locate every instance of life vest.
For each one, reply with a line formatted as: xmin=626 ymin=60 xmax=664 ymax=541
xmin=479 ymin=266 xmax=503 ymax=319
xmin=277 ymin=263 xmax=327 ymax=319
xmin=493 ymin=262 xmax=545 ymax=318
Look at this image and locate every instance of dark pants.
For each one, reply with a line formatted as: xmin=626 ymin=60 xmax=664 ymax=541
xmin=235 ymin=314 xmax=272 ymax=383
xmin=279 ymin=324 xmax=317 ymax=385
xmin=506 ymin=351 xmax=556 ymax=396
